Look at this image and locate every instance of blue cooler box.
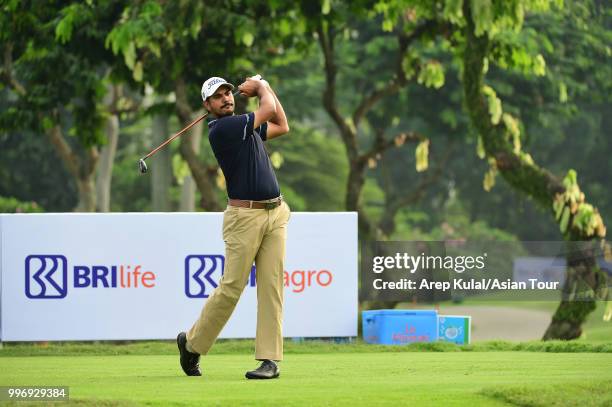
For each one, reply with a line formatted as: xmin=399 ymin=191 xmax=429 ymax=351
xmin=438 ymin=315 xmax=471 ymax=345
xmin=362 ymin=309 xmax=438 ymax=345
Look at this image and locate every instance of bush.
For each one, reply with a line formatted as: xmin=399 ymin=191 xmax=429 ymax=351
xmin=0 ymin=196 xmax=44 ymax=213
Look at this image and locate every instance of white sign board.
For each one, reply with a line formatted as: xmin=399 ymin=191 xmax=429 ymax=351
xmin=0 ymin=213 xmax=358 ymax=341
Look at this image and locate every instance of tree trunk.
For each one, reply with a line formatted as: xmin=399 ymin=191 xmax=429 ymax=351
xmin=96 ymin=113 xmax=119 ymax=212
xmin=74 ymin=148 xmax=99 ymax=212
xmin=96 ymin=85 xmax=120 ymax=212
xmin=462 ymin=2 xmax=608 ymax=340
xmin=151 ymin=113 xmax=172 ymax=211
xmin=179 ymin=178 xmax=196 ymax=211
xmin=46 ymin=122 xmax=99 ymax=212
xmin=345 ymin=159 xmax=377 ymax=240
xmin=542 ymin=300 xmax=597 ymax=339
xmin=379 ymin=201 xmax=401 ymax=237
xmin=542 ymin=240 xmax=608 ymax=340
xmin=346 ymin=161 xmax=365 ymax=212
xmin=75 ymin=175 xmax=96 ymax=212
xmin=179 ymin=118 xmax=202 ymax=212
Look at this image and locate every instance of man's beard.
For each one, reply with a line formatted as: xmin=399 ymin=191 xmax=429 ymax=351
xmin=216 ymin=104 xmax=234 ymax=117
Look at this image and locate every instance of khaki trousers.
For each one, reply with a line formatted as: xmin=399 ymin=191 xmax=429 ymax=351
xmin=187 ymin=200 xmax=290 ymax=361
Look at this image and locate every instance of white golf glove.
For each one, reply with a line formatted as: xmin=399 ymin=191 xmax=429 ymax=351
xmin=249 ymin=74 xmax=269 ymax=88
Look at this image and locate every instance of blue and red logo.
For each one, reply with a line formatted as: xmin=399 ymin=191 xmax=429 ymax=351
xmin=24 ymin=254 xmax=333 ymax=300
xmin=25 ymin=255 xmax=156 ymax=299
xmin=184 ymin=254 xmax=333 ymax=298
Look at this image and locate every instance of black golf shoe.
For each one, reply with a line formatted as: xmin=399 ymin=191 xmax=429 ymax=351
xmin=245 ymin=359 xmax=280 ymax=379
xmin=176 ymin=332 xmax=201 ymax=376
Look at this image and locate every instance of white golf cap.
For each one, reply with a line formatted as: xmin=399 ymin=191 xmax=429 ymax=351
xmin=201 ymin=77 xmax=235 ymax=101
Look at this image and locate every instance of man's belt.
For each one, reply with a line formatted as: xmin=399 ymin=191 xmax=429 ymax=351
xmin=228 ymin=196 xmax=283 ymax=210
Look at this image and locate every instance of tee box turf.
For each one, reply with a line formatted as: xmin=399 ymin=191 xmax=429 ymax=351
xmin=362 ymin=309 xmax=438 ymax=345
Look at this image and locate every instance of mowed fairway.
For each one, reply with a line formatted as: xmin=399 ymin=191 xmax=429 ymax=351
xmin=1 ymin=350 xmax=612 ymax=406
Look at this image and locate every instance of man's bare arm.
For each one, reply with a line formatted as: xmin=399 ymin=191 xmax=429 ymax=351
xmin=239 ymin=78 xmax=276 ymax=129
xmin=264 ymin=84 xmax=289 ymax=139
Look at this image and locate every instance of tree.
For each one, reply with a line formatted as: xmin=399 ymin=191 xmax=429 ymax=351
xmin=106 ymin=0 xmax=296 ymax=211
xmin=453 ymin=1 xmax=612 ymax=241
xmin=0 ymin=129 xmax=77 ymax=211
xmin=0 ymin=1 xmax=124 ymax=211
xmin=267 ymin=123 xmax=349 ymax=211
xmin=365 ymin=0 xmax=610 ymax=334
xmin=459 ymin=0 xmax=608 ymax=339
xmin=296 ymin=1 xmax=451 ymax=238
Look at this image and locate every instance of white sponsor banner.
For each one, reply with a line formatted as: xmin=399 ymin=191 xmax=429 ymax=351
xmin=0 ymin=212 xmax=357 ymax=341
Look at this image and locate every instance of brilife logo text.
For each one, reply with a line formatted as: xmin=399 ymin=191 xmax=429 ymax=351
xmin=25 ymin=255 xmax=156 ymax=299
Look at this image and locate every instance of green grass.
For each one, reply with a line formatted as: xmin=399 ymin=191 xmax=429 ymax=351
xmin=0 ymin=353 xmax=611 ymax=406
xmin=483 ymin=380 xmax=612 ymax=407
xmin=1 ymin=342 xmax=612 ymax=406
xmin=1 ymin=339 xmax=612 ymax=358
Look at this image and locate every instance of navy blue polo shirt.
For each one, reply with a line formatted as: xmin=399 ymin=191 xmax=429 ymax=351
xmin=208 ymin=112 xmax=280 ymax=200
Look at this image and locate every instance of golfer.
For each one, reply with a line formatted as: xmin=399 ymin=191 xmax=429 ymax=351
xmin=177 ymin=75 xmax=290 ymax=380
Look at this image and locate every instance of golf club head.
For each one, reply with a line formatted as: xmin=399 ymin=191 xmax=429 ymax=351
xmin=138 ymin=159 xmax=148 ymax=174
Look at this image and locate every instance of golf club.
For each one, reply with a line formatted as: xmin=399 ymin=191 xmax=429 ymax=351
xmin=138 ymin=109 xmax=210 ymax=174
xmin=138 ymin=75 xmax=261 ymax=174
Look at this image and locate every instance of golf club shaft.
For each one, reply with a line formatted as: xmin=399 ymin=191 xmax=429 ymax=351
xmin=142 ymin=89 xmax=243 ymax=161
xmin=142 ymin=112 xmax=208 ymax=160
